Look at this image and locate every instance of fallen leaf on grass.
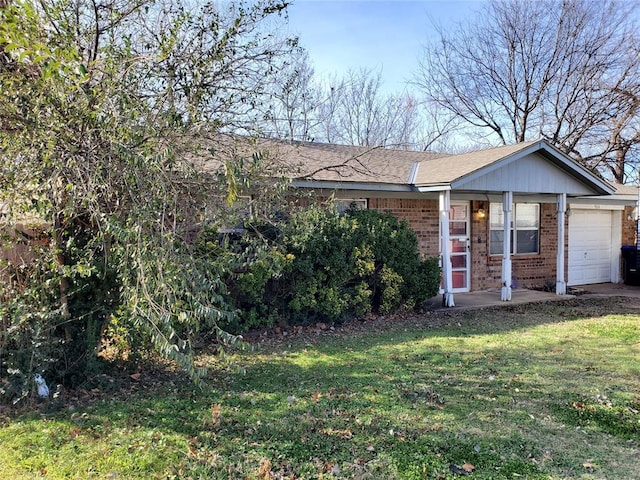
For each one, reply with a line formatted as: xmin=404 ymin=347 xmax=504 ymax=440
xmin=320 ymin=427 xmax=353 ymax=439
xmin=583 ymin=462 xmax=596 ymax=473
xmin=210 ymin=404 xmax=221 ymax=426
xmin=449 ymin=463 xmax=475 ymax=475
xmin=258 ymin=458 xmax=274 ymax=480
xmin=129 ymin=373 xmax=141 ymax=381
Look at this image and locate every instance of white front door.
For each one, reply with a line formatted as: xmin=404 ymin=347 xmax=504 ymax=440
xmin=449 ymin=202 xmax=471 ymax=292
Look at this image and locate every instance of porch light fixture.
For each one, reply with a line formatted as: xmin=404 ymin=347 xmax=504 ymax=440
xmin=475 ymin=208 xmax=487 ymax=219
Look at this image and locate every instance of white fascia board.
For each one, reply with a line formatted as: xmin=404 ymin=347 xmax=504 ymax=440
xmin=415 ymin=184 xmax=451 ymax=193
xmin=292 ymin=180 xmax=414 ymax=193
xmin=570 ymin=194 xmax=637 ymax=207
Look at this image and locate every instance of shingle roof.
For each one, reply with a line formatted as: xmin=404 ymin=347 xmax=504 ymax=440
xmin=204 ymin=137 xmax=618 ymax=196
xmin=412 ymin=140 xmax=539 ymax=185
xmin=258 ymin=139 xmax=443 ymax=185
xmin=259 ymin=139 xmax=547 ymax=187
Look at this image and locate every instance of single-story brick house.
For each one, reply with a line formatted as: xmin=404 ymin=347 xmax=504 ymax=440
xmin=259 ymin=138 xmax=639 ymax=306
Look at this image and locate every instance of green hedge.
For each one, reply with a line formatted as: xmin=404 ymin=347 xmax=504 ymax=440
xmin=219 ymin=205 xmax=441 ymax=331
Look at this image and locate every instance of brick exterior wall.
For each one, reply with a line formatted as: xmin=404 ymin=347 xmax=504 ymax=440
xmin=622 ymin=206 xmax=637 ymax=247
xmin=298 ymin=195 xmax=631 ymax=292
xmin=470 ymin=202 xmax=561 ymax=291
xmin=368 ymin=198 xmax=562 ymax=291
xmin=367 ymin=198 xmax=440 ymax=258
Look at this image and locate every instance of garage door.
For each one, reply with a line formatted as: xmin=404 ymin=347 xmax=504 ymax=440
xmin=568 ymin=210 xmax=612 ymax=285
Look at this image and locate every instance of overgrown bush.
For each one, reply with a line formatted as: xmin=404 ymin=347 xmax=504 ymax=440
xmin=220 ymin=205 xmax=441 ymax=331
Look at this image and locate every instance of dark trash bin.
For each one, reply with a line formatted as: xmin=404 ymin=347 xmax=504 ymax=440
xmin=621 ymin=246 xmax=640 ymax=285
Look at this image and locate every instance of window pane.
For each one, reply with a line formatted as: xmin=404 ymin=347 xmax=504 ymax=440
xmin=491 ymin=230 xmax=516 ymax=255
xmin=334 ymin=199 xmax=367 ymax=214
xmin=450 ymin=205 xmax=468 ymax=220
xmin=516 ymin=204 xmax=539 ymax=229
xmin=516 ymin=230 xmax=539 ymax=254
xmin=451 ymin=254 xmax=467 ymax=268
xmin=490 ymin=202 xmax=539 ymax=256
xmin=490 ymin=230 xmax=504 ymax=255
xmin=489 ymin=203 xmax=504 ymax=229
xmin=450 ymin=221 xmax=467 ymax=236
xmin=452 ymin=271 xmax=467 ymax=289
xmin=450 ymin=239 xmax=467 ymax=252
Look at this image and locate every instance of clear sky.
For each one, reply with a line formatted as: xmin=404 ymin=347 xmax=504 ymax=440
xmin=285 ymin=0 xmax=486 ymax=94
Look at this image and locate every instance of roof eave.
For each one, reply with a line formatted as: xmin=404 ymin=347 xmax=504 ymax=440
xmin=414 ymin=183 xmax=452 ymax=192
xmin=448 ymin=140 xmax=614 ymax=195
xmin=292 ymin=179 xmax=415 ymax=193
xmin=535 ymin=141 xmax=615 ymax=195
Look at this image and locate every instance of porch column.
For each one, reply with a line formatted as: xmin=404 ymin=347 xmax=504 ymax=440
xmin=439 ymin=190 xmax=455 ymax=307
xmin=556 ymin=193 xmax=567 ymax=295
xmin=501 ymin=191 xmax=513 ymax=301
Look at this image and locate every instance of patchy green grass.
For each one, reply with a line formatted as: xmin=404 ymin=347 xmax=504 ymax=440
xmin=1 ymin=298 xmax=639 ymax=479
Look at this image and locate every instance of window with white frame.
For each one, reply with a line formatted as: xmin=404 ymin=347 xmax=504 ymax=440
xmin=489 ymin=203 xmax=540 ymax=255
xmin=333 ymin=198 xmax=368 ymax=214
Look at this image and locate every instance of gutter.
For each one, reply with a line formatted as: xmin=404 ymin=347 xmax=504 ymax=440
xmin=291 ymin=180 xmax=415 ymax=193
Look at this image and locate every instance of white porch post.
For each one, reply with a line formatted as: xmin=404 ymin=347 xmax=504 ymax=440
xmin=501 ymin=192 xmax=513 ymax=301
xmin=556 ymin=193 xmax=567 ymax=295
xmin=439 ymin=190 xmax=455 ymax=307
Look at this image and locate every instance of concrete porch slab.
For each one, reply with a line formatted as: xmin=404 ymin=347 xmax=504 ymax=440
xmin=425 ymin=288 xmax=573 ymax=311
xmin=425 ymin=282 xmax=640 ymax=312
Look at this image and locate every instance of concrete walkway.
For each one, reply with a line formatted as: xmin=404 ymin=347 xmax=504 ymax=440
xmin=425 ymin=282 xmax=640 ymax=312
xmin=571 ymin=282 xmax=640 ymax=298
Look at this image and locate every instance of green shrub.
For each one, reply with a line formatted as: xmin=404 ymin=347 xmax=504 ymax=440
xmin=218 ymin=205 xmax=441 ymax=331
xmin=378 ymin=265 xmax=404 ymax=315
xmin=0 ymin=242 xmax=118 ymax=403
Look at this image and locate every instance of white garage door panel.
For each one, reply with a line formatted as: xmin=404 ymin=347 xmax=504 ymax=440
xmin=568 ymin=210 xmax=612 ymax=285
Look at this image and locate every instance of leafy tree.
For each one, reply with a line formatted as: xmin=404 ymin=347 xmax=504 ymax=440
xmin=0 ymin=0 xmax=295 ymax=400
xmin=416 ymin=0 xmax=640 ymax=183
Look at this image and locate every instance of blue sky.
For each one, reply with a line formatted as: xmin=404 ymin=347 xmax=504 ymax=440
xmin=285 ymin=0 xmax=486 ymax=93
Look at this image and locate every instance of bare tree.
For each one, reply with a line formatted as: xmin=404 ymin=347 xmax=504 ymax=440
xmin=416 ymin=0 xmax=640 ymax=183
xmin=262 ymin=49 xmax=323 ymax=142
xmin=328 ymin=68 xmax=412 ymax=147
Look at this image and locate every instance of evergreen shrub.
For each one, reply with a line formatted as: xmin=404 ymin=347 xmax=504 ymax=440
xmin=223 ymin=205 xmax=441 ymax=330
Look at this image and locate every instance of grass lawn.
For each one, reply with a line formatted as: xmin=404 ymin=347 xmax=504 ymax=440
xmin=1 ymin=297 xmax=639 ymax=479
